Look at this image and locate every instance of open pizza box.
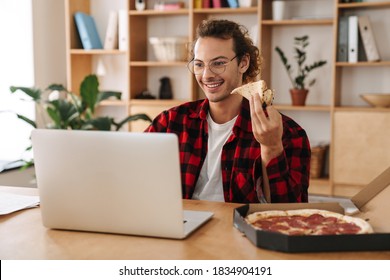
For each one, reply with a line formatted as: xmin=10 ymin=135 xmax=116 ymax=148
xmin=233 ymin=166 xmax=390 ymax=253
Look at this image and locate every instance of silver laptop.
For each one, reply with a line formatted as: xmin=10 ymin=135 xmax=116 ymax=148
xmin=31 ymin=129 xmax=213 ymax=239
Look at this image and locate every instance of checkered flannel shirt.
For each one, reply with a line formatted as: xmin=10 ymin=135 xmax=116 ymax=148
xmin=144 ymin=99 xmax=310 ymax=203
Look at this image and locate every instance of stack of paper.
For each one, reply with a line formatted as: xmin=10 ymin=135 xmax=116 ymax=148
xmin=0 ymin=192 xmax=40 ymax=215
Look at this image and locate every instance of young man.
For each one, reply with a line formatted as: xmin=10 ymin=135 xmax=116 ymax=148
xmin=145 ymin=19 xmax=311 ymax=203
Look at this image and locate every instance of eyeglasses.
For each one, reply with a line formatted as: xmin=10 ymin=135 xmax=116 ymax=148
xmin=187 ymin=55 xmax=238 ymax=75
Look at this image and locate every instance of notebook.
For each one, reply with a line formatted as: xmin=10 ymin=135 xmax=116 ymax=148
xmin=31 ymin=129 xmax=213 ymax=239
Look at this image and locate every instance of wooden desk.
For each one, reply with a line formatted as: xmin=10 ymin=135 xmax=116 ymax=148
xmin=1 ymin=186 xmax=389 ymax=260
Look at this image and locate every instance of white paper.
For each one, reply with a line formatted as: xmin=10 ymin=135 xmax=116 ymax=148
xmin=0 ymin=191 xmax=40 ymax=215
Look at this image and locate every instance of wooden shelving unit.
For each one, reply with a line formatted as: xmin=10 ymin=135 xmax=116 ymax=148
xmin=64 ymin=0 xmax=390 ymax=197
xmin=331 ymin=1 xmax=390 ymax=196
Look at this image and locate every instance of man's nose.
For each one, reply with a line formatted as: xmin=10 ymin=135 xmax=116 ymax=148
xmin=202 ymin=65 xmax=214 ymax=78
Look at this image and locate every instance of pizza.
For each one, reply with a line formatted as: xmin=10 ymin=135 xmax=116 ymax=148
xmin=245 ymin=209 xmax=373 ymax=235
xmin=231 ymin=80 xmax=274 ymax=107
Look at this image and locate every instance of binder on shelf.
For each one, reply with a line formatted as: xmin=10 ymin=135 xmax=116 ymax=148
xmin=337 ymin=16 xmax=348 ymax=62
xmin=348 ymin=15 xmax=358 ymax=63
xmin=358 ymin=16 xmax=380 ymax=62
xmin=74 ymin=12 xmax=103 ymax=50
xmin=357 ymin=29 xmax=367 ymax=62
xmin=103 ymin=11 xmax=118 ymax=50
xmin=118 ymin=10 xmax=128 ymax=51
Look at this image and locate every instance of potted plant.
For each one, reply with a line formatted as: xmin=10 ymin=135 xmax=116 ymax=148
xmin=275 ymin=35 xmax=327 ymax=106
xmin=9 ymin=74 xmax=152 ymax=167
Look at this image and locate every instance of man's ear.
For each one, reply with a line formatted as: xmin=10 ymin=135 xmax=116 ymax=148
xmin=239 ymin=54 xmax=250 ymax=74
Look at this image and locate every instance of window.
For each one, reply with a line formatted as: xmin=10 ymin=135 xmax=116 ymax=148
xmin=0 ymin=0 xmax=35 ymax=162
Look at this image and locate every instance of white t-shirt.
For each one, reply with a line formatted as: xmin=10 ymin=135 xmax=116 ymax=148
xmin=192 ymin=113 xmax=238 ymax=201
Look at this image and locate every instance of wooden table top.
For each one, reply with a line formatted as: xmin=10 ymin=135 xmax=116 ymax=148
xmin=1 ymin=186 xmax=389 ymax=260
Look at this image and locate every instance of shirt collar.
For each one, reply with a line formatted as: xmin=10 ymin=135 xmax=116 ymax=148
xmin=189 ymin=99 xmax=209 ymax=120
xmin=189 ymin=98 xmax=253 ymax=134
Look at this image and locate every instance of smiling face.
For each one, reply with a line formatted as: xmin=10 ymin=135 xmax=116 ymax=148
xmin=193 ymin=37 xmax=249 ymax=104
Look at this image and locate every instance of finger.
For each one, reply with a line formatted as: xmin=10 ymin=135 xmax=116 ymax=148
xmin=250 ymin=95 xmax=266 ymax=136
xmin=264 ymin=106 xmax=282 ymax=125
xmin=252 ymin=92 xmax=270 ymax=125
xmin=249 ymin=95 xmax=262 ymax=127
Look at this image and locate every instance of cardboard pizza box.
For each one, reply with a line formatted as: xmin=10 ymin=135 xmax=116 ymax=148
xmin=233 ymin=166 xmax=390 ymax=253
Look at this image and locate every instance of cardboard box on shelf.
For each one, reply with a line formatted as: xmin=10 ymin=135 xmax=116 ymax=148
xmin=233 ymin=166 xmax=390 ymax=253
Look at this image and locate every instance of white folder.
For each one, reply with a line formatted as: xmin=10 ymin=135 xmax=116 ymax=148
xmin=103 ymin=11 xmax=118 ymax=50
xmin=118 ymin=10 xmax=128 ymax=51
xmin=348 ymin=15 xmax=358 ymax=63
xmin=358 ymin=16 xmax=380 ymax=62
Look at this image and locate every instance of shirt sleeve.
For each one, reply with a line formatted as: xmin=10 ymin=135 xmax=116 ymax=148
xmin=254 ymin=130 xmax=311 ymax=203
xmin=144 ymin=111 xmax=168 ymax=132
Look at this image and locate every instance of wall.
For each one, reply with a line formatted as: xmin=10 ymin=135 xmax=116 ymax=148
xmin=32 ymin=0 xmax=67 ymax=88
xmin=0 ymin=0 xmax=67 ymax=162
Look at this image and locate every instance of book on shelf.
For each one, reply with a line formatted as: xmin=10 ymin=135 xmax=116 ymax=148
xmin=74 ymin=12 xmax=103 ymax=50
xmin=348 ymin=15 xmax=358 ymax=63
xmin=358 ymin=15 xmax=380 ymax=62
xmin=226 ymin=0 xmax=239 ymax=8
xmin=103 ymin=11 xmax=118 ymax=50
xmin=118 ymin=10 xmax=128 ymax=51
xmin=337 ymin=16 xmax=348 ymax=62
xmin=194 ymin=0 xmax=202 ymax=9
xmin=154 ymin=1 xmax=184 ymax=10
xmin=202 ymin=0 xmax=211 ymax=8
xmin=212 ymin=0 xmax=229 ymax=8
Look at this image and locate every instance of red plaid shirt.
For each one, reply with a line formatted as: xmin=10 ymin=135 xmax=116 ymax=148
xmin=145 ymin=99 xmax=310 ymax=203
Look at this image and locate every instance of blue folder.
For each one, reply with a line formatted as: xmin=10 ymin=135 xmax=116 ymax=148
xmin=74 ymin=12 xmax=103 ymax=49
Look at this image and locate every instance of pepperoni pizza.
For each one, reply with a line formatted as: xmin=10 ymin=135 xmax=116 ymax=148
xmin=245 ymin=209 xmax=373 ymax=235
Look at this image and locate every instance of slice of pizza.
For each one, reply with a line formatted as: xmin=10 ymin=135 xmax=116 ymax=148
xmin=231 ymin=80 xmax=274 ymax=107
xmin=245 ymin=209 xmax=374 ymax=236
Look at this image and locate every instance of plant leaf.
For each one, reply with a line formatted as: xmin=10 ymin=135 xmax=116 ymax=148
xmin=305 ymin=60 xmax=327 ymax=72
xmin=275 ymin=46 xmax=295 ymax=88
xmin=46 ymin=84 xmax=68 ymax=92
xmin=295 ymin=75 xmax=305 ymax=90
xmin=97 ymin=91 xmax=122 ymax=102
xmin=47 ymin=99 xmax=79 ymax=129
xmin=80 ymin=74 xmax=99 ymax=114
xmin=112 ymin=114 xmax=152 ymax=131
xmin=16 ymin=114 xmax=37 ymax=128
xmin=83 ymin=117 xmax=112 ymax=131
xmin=309 ymin=79 xmax=316 ymax=87
xmin=46 ymin=106 xmax=62 ymax=128
xmin=10 ymin=86 xmax=41 ymax=101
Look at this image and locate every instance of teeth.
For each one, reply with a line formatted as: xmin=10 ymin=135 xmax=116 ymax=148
xmin=205 ymin=82 xmax=222 ymax=88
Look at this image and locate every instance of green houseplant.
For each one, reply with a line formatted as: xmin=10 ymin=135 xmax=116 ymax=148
xmin=9 ymin=74 xmax=152 ymax=167
xmin=275 ymin=35 xmax=327 ymax=105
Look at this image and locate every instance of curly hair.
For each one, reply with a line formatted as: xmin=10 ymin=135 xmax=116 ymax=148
xmin=190 ymin=19 xmax=262 ymax=83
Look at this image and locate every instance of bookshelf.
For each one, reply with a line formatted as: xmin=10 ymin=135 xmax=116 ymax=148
xmin=64 ymin=0 xmax=390 ymax=197
xmin=64 ymin=0 xmax=129 ymax=128
xmin=332 ymin=0 xmax=390 ymax=197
